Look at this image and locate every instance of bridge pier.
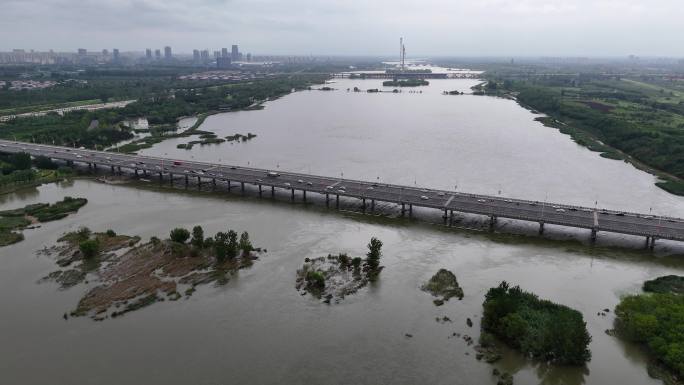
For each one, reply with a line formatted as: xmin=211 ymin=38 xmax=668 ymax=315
xmin=93 ymin=163 xmax=97 ymax=170
xmin=169 ymin=173 xmax=174 ymax=185
xmin=227 ymin=180 xmax=231 ymax=190
xmin=258 ymin=184 xmax=263 ymax=197
xmin=401 ymin=203 xmax=405 ymax=216
xmin=303 ymin=190 xmax=307 ymax=202
xmin=197 ymin=176 xmax=201 ymax=185
xmin=134 ymin=169 xmax=139 ymax=177
xmin=538 ymin=221 xmax=545 ymax=235
xmin=185 ymin=175 xmax=189 ymax=187
xmin=143 ymin=169 xmax=147 ymax=176
xmin=291 ymin=188 xmax=295 ymax=201
xmin=645 ymin=236 xmax=650 ymax=249
xmin=336 ymin=194 xmax=340 ymax=209
xmin=117 ymin=166 xmax=121 ymax=175
xmin=158 ymin=172 xmax=162 ymax=182
xmin=362 ymin=198 xmax=366 ymax=212
xmin=241 ymin=182 xmax=245 ymax=194
xmin=650 ymin=237 xmax=657 ymax=250
xmin=409 ymin=204 xmax=413 ymax=217
xmin=110 ymin=165 xmax=115 ymax=174
xmin=212 ymin=178 xmax=216 ymax=187
xmin=489 ymin=215 xmax=497 ymax=231
xmin=443 ymin=209 xmax=448 ymax=224
xmin=590 ymin=228 xmax=598 ymax=243
xmin=449 ymin=210 xmax=454 ymax=226
xmin=371 ymin=199 xmax=375 ymax=212
xmin=271 ymin=185 xmax=275 ymax=198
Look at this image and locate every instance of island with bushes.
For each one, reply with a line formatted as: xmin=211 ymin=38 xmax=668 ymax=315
xmin=0 ymin=196 xmax=87 ymax=246
xmin=422 ymin=268 xmax=464 ymax=306
xmin=613 ymin=275 xmax=684 ymax=383
xmin=40 ymin=224 xmax=263 ymax=320
xmin=296 ymin=237 xmax=383 ymax=303
xmin=382 ymin=79 xmax=429 ymax=87
xmin=481 ymin=281 xmax=592 ymax=366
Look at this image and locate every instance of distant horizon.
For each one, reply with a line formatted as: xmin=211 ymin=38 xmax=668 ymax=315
xmin=3 ymin=0 xmax=684 ymax=58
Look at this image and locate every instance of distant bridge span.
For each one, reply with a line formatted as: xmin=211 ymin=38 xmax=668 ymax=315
xmin=1 ymin=139 xmax=681 ymax=249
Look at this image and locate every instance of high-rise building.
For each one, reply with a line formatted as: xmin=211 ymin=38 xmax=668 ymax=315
xmin=193 ymin=49 xmax=200 ymax=62
xmin=200 ymin=50 xmax=209 ymax=63
xmin=221 ymin=48 xmax=228 ymax=58
xmin=164 ymin=46 xmax=172 ymax=59
xmin=145 ymin=49 xmax=152 ymax=59
xmin=102 ymin=49 xmax=109 ymax=56
xmin=154 ymin=49 xmax=161 ymax=59
xmin=214 ymin=51 xmax=220 ymax=60
xmin=231 ymin=45 xmax=238 ymax=61
xmin=217 ymin=57 xmax=232 ymax=69
xmin=78 ymin=48 xmax=87 ymax=55
xmin=246 ymin=53 xmax=252 ymax=62
xmin=112 ymin=49 xmax=120 ymax=62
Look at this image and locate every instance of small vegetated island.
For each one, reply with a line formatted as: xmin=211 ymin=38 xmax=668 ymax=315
xmin=481 ymin=281 xmax=592 ymax=366
xmin=422 ymin=268 xmax=464 ymax=306
xmin=382 ymin=79 xmax=429 ymax=87
xmin=0 ymin=196 xmax=87 ymax=246
xmin=40 ymin=224 xmax=263 ymax=320
xmin=176 ymin=132 xmax=257 ymax=150
xmin=613 ymin=275 xmax=684 ymax=383
xmin=296 ymin=237 xmax=383 ymax=303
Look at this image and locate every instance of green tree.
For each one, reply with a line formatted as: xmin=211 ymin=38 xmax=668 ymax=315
xmin=213 ymin=232 xmax=228 ymax=262
xmin=169 ymin=227 xmax=190 ymax=244
xmin=191 ymin=225 xmax=204 ymax=248
xmin=238 ymin=231 xmax=252 ymax=254
xmin=366 ymin=237 xmax=383 ymax=271
xmin=227 ymin=230 xmax=238 ymax=259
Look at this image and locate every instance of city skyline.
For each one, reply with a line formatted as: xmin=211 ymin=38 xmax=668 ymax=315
xmin=2 ymin=0 xmax=684 ymax=57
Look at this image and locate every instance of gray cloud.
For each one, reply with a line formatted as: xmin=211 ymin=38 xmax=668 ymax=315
xmin=2 ymin=0 xmax=683 ymax=56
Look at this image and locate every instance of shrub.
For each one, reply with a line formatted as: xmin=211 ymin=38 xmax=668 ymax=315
xmin=238 ymin=231 xmax=252 ymax=254
xmin=106 ymin=229 xmax=117 ymax=237
xmin=305 ymin=271 xmax=326 ymax=290
xmin=351 ymin=257 xmax=362 ymax=269
xmin=79 ymin=239 xmax=99 ymax=259
xmin=169 ymin=228 xmax=190 ymax=244
xmin=76 ymin=226 xmax=91 ymax=241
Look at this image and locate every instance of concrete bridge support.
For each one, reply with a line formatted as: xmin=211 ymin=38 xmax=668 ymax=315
xmin=443 ymin=209 xmax=448 ymax=224
xmin=93 ymin=163 xmax=97 ymax=170
xmin=362 ymin=198 xmax=366 ymax=212
xmin=227 ymin=180 xmax=231 ymax=190
xmin=649 ymin=237 xmax=657 ymax=250
xmin=489 ymin=215 xmax=497 ymax=231
xmin=271 ymin=186 xmax=275 ymax=198
xmin=590 ymin=228 xmax=598 ymax=243
xmin=169 ymin=174 xmax=174 ymax=185
xmin=185 ymin=175 xmax=189 ymax=187
xmin=371 ymin=199 xmax=375 ymax=212
xmin=240 ymin=182 xmax=245 ymax=194
xmin=258 ymin=184 xmax=263 ymax=197
xmin=303 ymin=190 xmax=307 ymax=202
xmin=111 ymin=165 xmax=115 ymax=174
xmin=401 ymin=203 xmax=405 ymax=216
xmin=117 ymin=166 xmax=121 ymax=175
xmin=449 ymin=210 xmax=454 ymax=226
xmin=158 ymin=172 xmax=163 ymax=182
xmin=336 ymin=194 xmax=340 ymax=209
xmin=291 ymin=188 xmax=295 ymax=201
xmin=212 ymin=178 xmax=216 ymax=187
xmin=539 ymin=221 xmax=545 ymax=235
xmin=325 ymin=193 xmax=329 ymax=207
xmin=409 ymin=204 xmax=413 ymax=217
xmin=134 ymin=169 xmax=139 ymax=177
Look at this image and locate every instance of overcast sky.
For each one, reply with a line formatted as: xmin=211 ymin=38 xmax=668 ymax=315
xmin=2 ymin=0 xmax=683 ymax=56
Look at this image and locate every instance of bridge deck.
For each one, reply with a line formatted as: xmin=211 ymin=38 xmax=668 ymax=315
xmin=2 ymin=139 xmax=683 ymax=242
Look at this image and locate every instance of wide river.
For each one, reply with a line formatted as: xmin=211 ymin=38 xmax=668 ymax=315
xmin=2 ymin=71 xmax=684 ymax=385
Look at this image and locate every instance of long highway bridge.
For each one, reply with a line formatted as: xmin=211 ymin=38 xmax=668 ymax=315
xmin=2 ymin=139 xmax=683 ymax=248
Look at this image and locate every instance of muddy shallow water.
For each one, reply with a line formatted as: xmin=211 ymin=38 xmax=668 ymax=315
xmin=2 ymin=73 xmax=684 ymax=384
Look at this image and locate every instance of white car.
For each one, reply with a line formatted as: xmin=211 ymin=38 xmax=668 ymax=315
xmin=76 ymin=155 xmax=83 ymax=158
xmin=367 ymin=186 xmax=374 ymax=190
xmin=420 ymin=195 xmax=429 ymax=200
xmin=306 ymin=182 xmax=313 ymax=186
xmin=477 ymin=199 xmax=486 ymax=203
xmin=437 ymin=192 xmax=445 ymax=196
xmin=284 ymin=182 xmax=291 ymax=187
xmin=326 ymin=186 xmax=334 ymax=190
xmin=556 ymin=208 xmax=566 ymax=213
xmin=297 ymin=179 xmax=304 ymax=184
xmin=337 ymin=189 xmax=346 ymax=194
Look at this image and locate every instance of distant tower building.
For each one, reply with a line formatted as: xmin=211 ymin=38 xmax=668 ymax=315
xmin=200 ymin=50 xmax=209 ymax=63
xmin=164 ymin=46 xmax=172 ymax=59
xmin=102 ymin=49 xmax=109 ymax=56
xmin=246 ymin=53 xmax=251 ymax=62
xmin=221 ymin=48 xmax=228 ymax=58
xmin=231 ymin=45 xmax=238 ymax=61
xmin=193 ymin=49 xmax=200 ymax=62
xmin=217 ymin=57 xmax=232 ymax=69
xmin=145 ymin=49 xmax=152 ymax=59
xmin=78 ymin=48 xmax=87 ymax=55
xmin=112 ymin=48 xmax=120 ymax=62
xmin=154 ymin=49 xmax=161 ymax=59
xmin=214 ymin=51 xmax=221 ymax=60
